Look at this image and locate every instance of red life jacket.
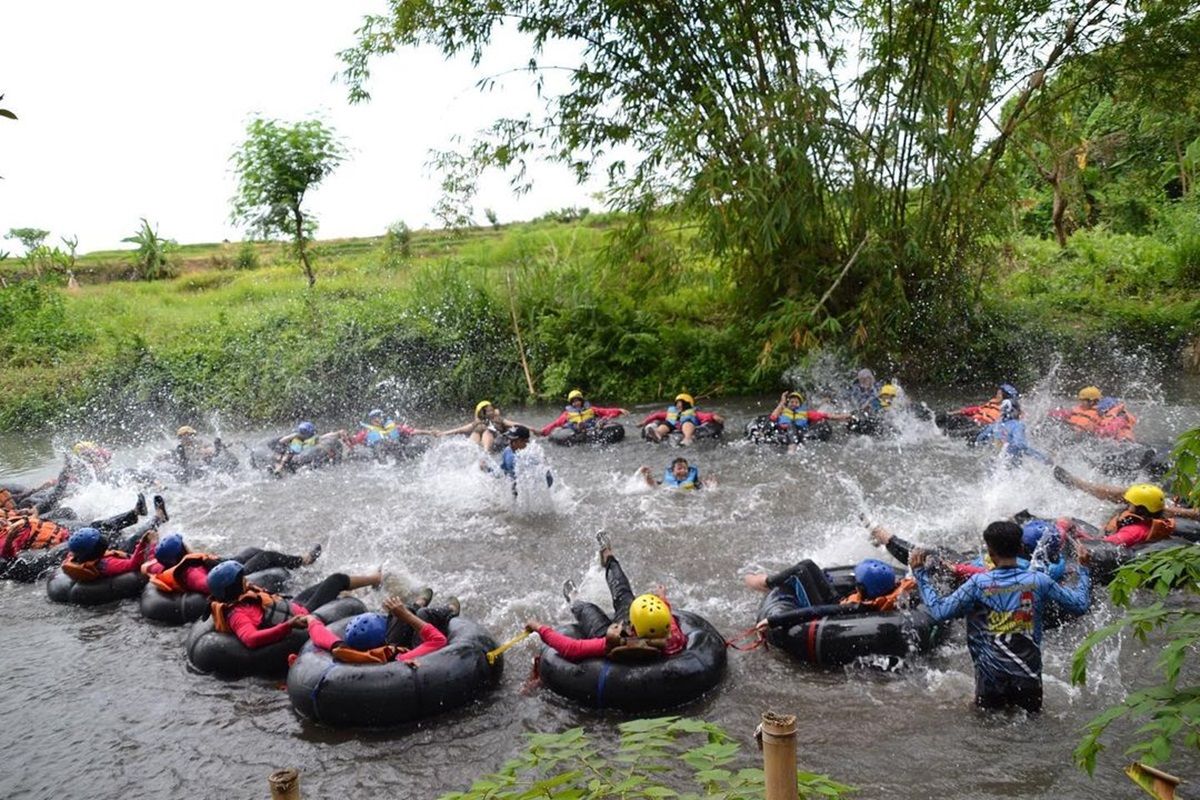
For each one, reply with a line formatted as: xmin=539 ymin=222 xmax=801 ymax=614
xmin=149 ymin=552 xmax=218 ymax=593
xmin=211 ymin=587 xmax=293 ymax=633
xmin=61 ymin=549 xmax=128 ymax=582
xmin=841 ymin=577 xmax=917 ymax=612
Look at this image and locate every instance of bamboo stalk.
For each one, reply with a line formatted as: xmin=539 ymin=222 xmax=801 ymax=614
xmin=1125 ymin=762 xmax=1181 ymax=800
xmin=268 ymin=769 xmax=301 ymax=800
xmin=505 ymin=269 xmax=537 ymax=398
xmin=758 ymin=711 xmax=799 ymax=800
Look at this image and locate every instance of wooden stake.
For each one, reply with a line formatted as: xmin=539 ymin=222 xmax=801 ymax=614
xmin=757 ymin=711 xmax=799 ymax=800
xmin=268 ymin=769 xmax=301 ymax=800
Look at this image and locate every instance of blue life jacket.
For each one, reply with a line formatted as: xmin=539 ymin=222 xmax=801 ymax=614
xmin=288 ymin=435 xmax=319 ymax=454
xmin=665 ymin=406 xmax=700 ymax=430
xmin=361 ymin=421 xmax=400 ymax=445
xmin=775 ymin=406 xmax=811 ymax=430
xmin=563 ymin=402 xmax=597 ymax=431
xmin=662 ymin=466 xmax=700 ymax=490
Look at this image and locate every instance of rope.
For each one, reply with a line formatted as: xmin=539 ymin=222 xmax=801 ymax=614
xmin=725 ymin=625 xmax=767 ymax=652
xmin=486 ymin=629 xmax=532 ymax=665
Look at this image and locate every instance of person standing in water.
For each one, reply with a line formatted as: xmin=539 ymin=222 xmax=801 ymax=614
xmin=909 ymin=521 xmax=1091 ymax=713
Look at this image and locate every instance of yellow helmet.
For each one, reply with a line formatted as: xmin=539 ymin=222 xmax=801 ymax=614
xmin=786 ymin=390 xmax=804 ymax=403
xmin=1078 ymin=386 xmax=1102 ymax=401
xmin=176 ymin=425 xmax=197 ymax=437
xmin=72 ymin=441 xmax=98 ymax=454
xmin=475 ymin=400 xmax=493 ymax=418
xmin=567 ymin=389 xmax=584 ymax=402
xmin=1124 ymin=484 xmax=1165 ymax=513
xmin=675 ymin=393 xmax=695 ymax=406
xmin=629 ymin=594 xmax=672 ymax=639
xmin=879 ymin=384 xmax=899 ymax=397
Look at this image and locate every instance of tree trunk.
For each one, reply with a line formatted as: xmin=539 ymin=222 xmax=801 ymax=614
xmin=293 ymin=207 xmax=315 ymax=288
xmin=1050 ymin=171 xmax=1068 ymax=248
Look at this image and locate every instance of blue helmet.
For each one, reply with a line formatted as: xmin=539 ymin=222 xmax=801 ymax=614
xmin=853 ymin=559 xmax=897 ymax=600
xmin=343 ymin=612 xmax=389 ymax=650
xmin=1097 ymin=397 xmax=1118 ymax=413
xmin=999 ymin=383 xmax=1019 ymax=400
xmin=368 ymin=408 xmax=385 ymax=420
xmin=207 ymin=560 xmax=246 ymax=603
xmin=296 ymin=421 xmax=317 ymax=438
xmin=154 ymin=534 xmax=186 ymax=568
xmin=67 ymin=527 xmax=104 ymax=560
xmin=1021 ymin=520 xmax=1061 ymax=560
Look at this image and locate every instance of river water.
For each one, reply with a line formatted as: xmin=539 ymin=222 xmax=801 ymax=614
xmin=1 ymin=385 xmax=1198 ymax=799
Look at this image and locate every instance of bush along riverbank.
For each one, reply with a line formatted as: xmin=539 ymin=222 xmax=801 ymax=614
xmin=1 ymin=215 xmax=1198 ymax=432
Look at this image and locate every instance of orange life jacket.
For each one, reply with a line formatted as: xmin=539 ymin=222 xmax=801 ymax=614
xmin=149 ymin=552 xmax=218 ymax=593
xmin=970 ymin=401 xmax=1002 ymax=425
xmin=331 ymin=644 xmax=404 ymax=664
xmin=841 ymin=577 xmax=917 ymax=612
xmin=61 ymin=549 xmax=127 ymax=582
xmin=1065 ymin=405 xmax=1101 ymax=432
xmin=211 ymin=587 xmax=293 ymax=633
xmin=16 ymin=518 xmax=68 ymax=551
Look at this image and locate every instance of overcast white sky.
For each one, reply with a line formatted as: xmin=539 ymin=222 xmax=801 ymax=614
xmin=0 ymin=1 xmax=601 ymax=254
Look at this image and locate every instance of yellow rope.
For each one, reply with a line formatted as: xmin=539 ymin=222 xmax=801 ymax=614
xmin=486 ymin=629 xmax=533 ymax=664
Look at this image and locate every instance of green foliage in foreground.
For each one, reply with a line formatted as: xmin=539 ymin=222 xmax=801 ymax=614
xmin=1070 ymin=427 xmax=1200 ymax=774
xmin=440 ymin=717 xmax=851 ymax=800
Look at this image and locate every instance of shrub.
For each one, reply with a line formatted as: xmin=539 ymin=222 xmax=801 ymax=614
xmin=234 ymin=241 xmax=260 ymax=270
xmin=383 ymin=220 xmax=412 ymax=259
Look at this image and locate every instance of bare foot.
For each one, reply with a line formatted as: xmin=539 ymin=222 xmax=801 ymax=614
xmin=743 ymin=573 xmax=769 ymax=592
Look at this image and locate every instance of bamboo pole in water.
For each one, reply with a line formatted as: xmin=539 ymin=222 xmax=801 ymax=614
xmin=758 ymin=711 xmax=799 ymax=800
xmin=1125 ymin=762 xmax=1181 ymax=799
xmin=268 ymin=769 xmax=301 ymax=800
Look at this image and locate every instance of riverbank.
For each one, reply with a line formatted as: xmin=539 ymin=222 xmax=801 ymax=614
xmin=1 ymin=217 xmax=1197 ymax=431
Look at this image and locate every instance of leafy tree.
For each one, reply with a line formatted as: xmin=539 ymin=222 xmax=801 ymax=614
xmin=1072 ymin=427 xmax=1200 ymax=774
xmin=440 ymin=716 xmax=850 ymax=800
xmin=121 ymin=218 xmax=177 ymax=280
xmin=6 ymin=228 xmax=49 ymax=255
xmin=338 ymin=0 xmax=1186 ymax=364
xmin=229 ymin=117 xmax=347 ymax=288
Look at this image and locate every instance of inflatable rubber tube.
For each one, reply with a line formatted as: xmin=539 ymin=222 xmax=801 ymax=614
xmin=757 ymin=586 xmax=946 ymax=667
xmin=548 ymin=425 xmax=626 ymax=447
xmin=743 ymin=417 xmax=832 ymax=445
xmin=185 ymin=596 xmax=366 ymax=679
xmin=139 ymin=567 xmax=290 ymax=625
xmin=537 ymin=610 xmax=727 ymax=710
xmin=46 ymin=568 xmax=147 ymax=606
xmin=1 ymin=545 xmax=67 ymax=583
xmin=286 ymin=616 xmax=502 ymax=727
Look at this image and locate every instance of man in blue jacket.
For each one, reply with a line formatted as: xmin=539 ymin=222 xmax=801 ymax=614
xmin=909 ymin=520 xmax=1091 ymax=713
